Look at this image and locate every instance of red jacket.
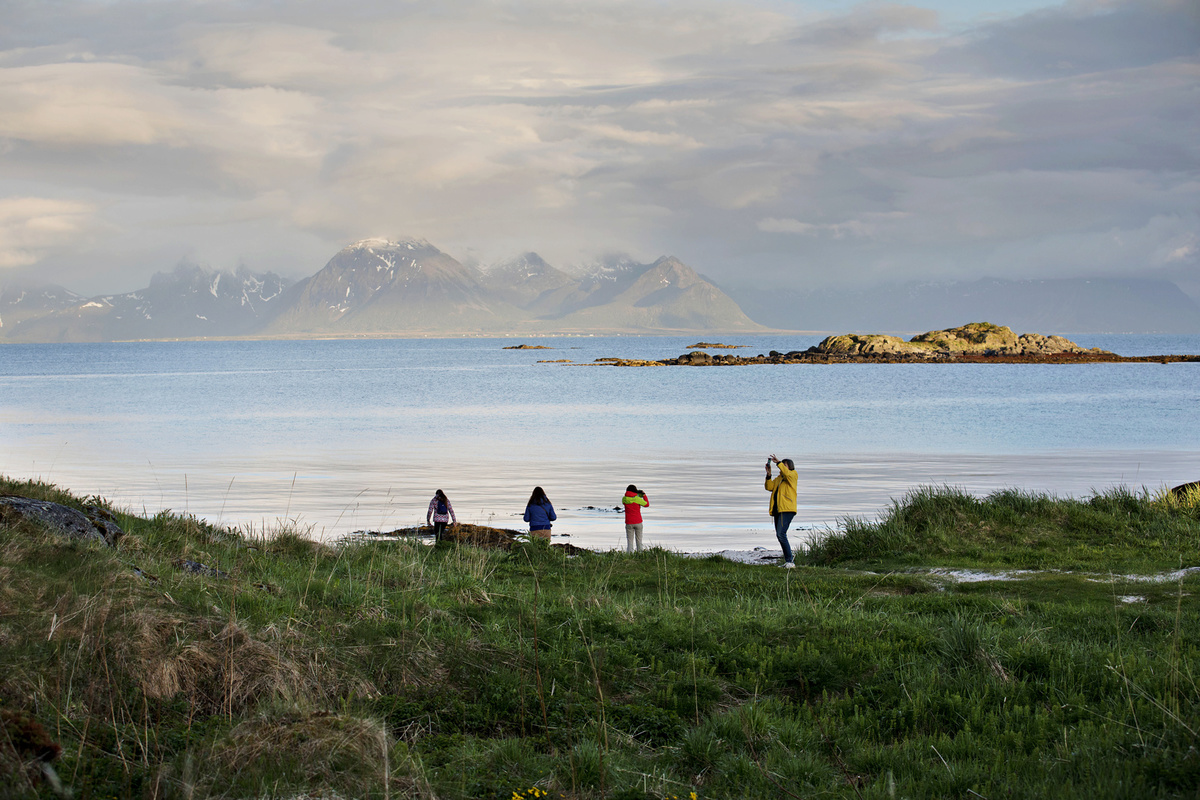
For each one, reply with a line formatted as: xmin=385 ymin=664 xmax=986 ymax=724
xmin=622 ymin=490 xmax=648 ymax=524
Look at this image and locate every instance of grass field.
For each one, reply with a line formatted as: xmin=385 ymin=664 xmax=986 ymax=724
xmin=1 ymin=477 xmax=1197 ymax=799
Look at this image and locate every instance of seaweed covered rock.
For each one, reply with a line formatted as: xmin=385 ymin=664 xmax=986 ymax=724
xmin=679 ymin=350 xmax=714 ymax=365
xmin=0 ymin=496 xmax=124 ymax=546
xmin=441 ymin=523 xmax=525 ymax=549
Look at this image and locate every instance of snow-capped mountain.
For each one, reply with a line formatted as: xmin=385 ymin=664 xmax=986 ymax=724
xmin=264 ymin=238 xmax=527 ymax=334
xmin=480 ymin=252 xmax=577 ymax=312
xmin=575 ymin=253 xmax=644 ymax=282
xmin=2 ymin=239 xmax=767 ymax=340
xmin=4 ymin=264 xmax=290 ymax=342
xmin=0 ymin=282 xmax=83 ymax=331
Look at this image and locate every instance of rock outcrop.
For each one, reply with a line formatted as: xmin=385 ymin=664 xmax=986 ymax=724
xmin=817 ymin=323 xmax=1108 ymax=360
xmin=173 ymin=558 xmax=229 ymax=578
xmin=0 ymin=497 xmax=123 ymax=546
xmin=592 ymin=322 xmax=1200 ymax=366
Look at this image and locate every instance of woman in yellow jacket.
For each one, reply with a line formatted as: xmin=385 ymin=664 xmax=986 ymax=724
xmin=765 ymin=453 xmax=798 ymax=568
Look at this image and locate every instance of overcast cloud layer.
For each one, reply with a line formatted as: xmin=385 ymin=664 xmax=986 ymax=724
xmin=0 ymin=0 xmax=1196 ymax=294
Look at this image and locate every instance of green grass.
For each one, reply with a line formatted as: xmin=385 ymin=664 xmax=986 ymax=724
xmin=803 ymin=485 xmax=1200 ymax=573
xmin=1 ymin=476 xmax=1198 ymax=799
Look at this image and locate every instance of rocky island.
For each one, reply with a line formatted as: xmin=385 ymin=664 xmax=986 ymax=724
xmin=598 ymin=323 xmax=1200 ymax=366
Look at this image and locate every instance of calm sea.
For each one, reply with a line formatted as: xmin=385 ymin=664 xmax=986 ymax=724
xmin=2 ymin=334 xmax=1198 ymax=552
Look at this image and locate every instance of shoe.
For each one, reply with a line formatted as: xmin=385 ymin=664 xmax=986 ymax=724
xmin=783 ymin=562 xmax=795 ymax=569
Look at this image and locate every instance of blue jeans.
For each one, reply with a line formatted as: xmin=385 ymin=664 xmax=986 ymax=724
xmin=773 ymin=511 xmax=796 ymax=563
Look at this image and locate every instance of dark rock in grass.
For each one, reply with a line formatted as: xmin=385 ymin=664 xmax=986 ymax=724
xmin=0 ymin=496 xmax=123 ymax=546
xmin=83 ymin=504 xmax=124 ymax=544
xmin=173 ymin=558 xmax=229 ymax=578
xmin=132 ymin=566 xmax=160 ymax=583
xmin=442 ymin=523 xmax=525 ymax=549
xmin=0 ymin=709 xmax=62 ymax=790
xmin=1170 ymin=481 xmax=1200 ymax=500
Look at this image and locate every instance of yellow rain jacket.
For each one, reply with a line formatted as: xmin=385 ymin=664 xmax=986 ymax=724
xmin=765 ymin=462 xmax=798 ymax=515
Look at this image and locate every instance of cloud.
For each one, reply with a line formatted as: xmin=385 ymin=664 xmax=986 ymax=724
xmin=0 ymin=0 xmax=1195 ymax=294
xmin=934 ymin=0 xmax=1200 ymax=79
xmin=787 ymin=2 xmax=941 ymax=48
xmin=758 ymin=217 xmax=874 ymax=238
xmin=182 ymin=24 xmax=385 ymax=89
xmin=0 ymin=197 xmax=97 ymax=268
xmin=1166 ymin=238 xmax=1196 ymax=264
xmin=0 ymin=62 xmax=181 ymax=146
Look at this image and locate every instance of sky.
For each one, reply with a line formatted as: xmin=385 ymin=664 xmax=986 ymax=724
xmin=0 ymin=0 xmax=1196 ymax=295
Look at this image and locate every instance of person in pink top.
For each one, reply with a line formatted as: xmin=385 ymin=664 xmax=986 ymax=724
xmin=622 ymin=484 xmax=649 ymax=552
xmin=426 ymin=489 xmax=457 ymax=543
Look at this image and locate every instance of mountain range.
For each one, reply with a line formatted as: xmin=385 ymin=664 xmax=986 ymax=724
xmin=1 ymin=265 xmax=291 ymax=342
xmin=3 ymin=238 xmax=1198 ymax=341
xmin=0 ymin=239 xmax=763 ymax=341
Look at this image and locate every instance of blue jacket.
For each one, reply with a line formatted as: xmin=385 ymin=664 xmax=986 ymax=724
xmin=523 ymin=501 xmax=557 ymax=530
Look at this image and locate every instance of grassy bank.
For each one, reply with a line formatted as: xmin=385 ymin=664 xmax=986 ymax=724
xmin=1 ymin=477 xmax=1197 ymax=799
xmin=803 ymin=484 xmax=1200 ymax=573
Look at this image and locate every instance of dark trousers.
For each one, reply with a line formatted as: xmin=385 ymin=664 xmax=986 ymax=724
xmin=773 ymin=511 xmax=796 ymax=563
xmin=433 ymin=521 xmax=448 ymax=542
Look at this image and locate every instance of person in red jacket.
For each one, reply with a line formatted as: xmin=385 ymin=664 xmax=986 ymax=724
xmin=622 ymin=484 xmax=649 ymax=552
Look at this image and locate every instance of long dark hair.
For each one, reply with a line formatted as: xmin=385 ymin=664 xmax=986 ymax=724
xmin=527 ymin=486 xmax=549 ymax=506
xmin=434 ymin=489 xmax=448 ymax=503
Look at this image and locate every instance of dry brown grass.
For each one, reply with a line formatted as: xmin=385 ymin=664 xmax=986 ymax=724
xmin=129 ymin=609 xmax=376 ymax=715
xmin=217 ymin=710 xmax=394 ymax=790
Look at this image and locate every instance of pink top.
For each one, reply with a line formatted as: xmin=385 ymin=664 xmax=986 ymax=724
xmin=427 ymin=496 xmax=456 ymax=525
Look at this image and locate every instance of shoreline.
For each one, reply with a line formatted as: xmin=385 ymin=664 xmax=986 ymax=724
xmin=599 ymin=351 xmax=1200 ymax=366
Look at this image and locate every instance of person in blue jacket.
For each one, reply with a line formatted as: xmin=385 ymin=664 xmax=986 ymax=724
xmin=523 ymin=486 xmax=556 ymax=541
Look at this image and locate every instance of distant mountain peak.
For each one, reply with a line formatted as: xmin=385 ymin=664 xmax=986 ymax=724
xmin=485 ymin=252 xmax=555 ymax=279
xmin=481 ymin=252 xmax=576 ymax=310
xmin=0 ymin=281 xmax=84 ymax=331
xmin=345 ymin=237 xmax=432 ymax=252
xmin=575 ymin=253 xmax=644 ymax=287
